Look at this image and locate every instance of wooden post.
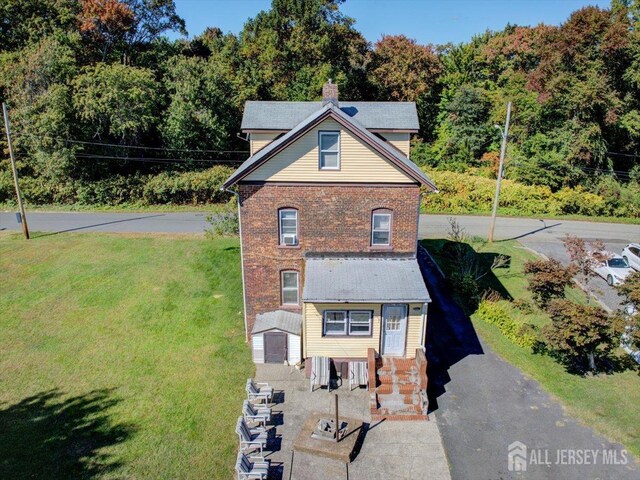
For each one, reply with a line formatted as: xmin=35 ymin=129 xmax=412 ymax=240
xmin=2 ymin=102 xmax=29 ymax=239
xmin=335 ymin=393 xmax=339 ymax=443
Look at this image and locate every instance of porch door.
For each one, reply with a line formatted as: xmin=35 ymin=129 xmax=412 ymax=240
xmin=264 ymin=332 xmax=287 ymax=363
xmin=381 ymin=304 xmax=407 ymax=356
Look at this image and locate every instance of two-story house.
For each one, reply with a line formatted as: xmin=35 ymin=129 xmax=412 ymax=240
xmin=223 ymin=81 xmax=436 ymax=377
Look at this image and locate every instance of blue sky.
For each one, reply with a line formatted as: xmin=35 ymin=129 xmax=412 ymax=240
xmin=172 ymin=0 xmax=610 ymax=45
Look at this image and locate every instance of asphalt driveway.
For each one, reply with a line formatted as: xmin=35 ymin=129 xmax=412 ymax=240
xmin=419 ymin=249 xmax=638 ymax=479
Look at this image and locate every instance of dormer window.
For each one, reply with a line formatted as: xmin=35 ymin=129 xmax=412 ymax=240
xmin=319 ymin=131 xmax=340 ymax=170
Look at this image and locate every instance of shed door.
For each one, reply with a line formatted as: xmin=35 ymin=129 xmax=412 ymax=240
xmin=381 ymin=304 xmax=407 ymax=356
xmin=264 ymin=332 xmax=287 ymax=363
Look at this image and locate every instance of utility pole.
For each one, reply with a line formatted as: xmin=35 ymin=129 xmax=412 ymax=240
xmin=488 ymin=101 xmax=511 ymax=243
xmin=2 ymin=102 xmax=29 ymax=239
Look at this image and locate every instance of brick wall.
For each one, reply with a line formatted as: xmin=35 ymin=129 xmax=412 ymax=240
xmin=238 ymin=183 xmax=421 ymax=335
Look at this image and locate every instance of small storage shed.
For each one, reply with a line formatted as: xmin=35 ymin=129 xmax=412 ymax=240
xmin=252 ymin=310 xmax=302 ymax=364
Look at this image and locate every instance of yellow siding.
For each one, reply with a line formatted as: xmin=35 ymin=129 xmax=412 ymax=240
xmin=250 ymin=132 xmax=282 ymax=155
xmin=244 ymin=119 xmax=415 ymax=183
xmin=405 ymin=304 xmax=425 ymax=356
xmin=303 ymin=302 xmax=425 ymax=358
xmin=380 ymin=132 xmax=410 ymax=157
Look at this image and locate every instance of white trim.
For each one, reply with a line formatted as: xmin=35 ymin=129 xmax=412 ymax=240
xmin=278 ymin=208 xmax=298 ymax=246
xmin=371 ymin=212 xmax=392 ymax=246
xmin=381 ymin=304 xmax=408 ymax=357
xmin=348 ymin=310 xmax=373 ymax=336
xmin=281 ymin=271 xmax=299 ymax=305
xmin=323 ymin=310 xmax=348 ymax=335
xmin=318 ymin=131 xmax=340 ymax=170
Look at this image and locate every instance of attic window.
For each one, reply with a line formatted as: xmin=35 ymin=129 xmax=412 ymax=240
xmin=319 ymin=131 xmax=340 ymax=170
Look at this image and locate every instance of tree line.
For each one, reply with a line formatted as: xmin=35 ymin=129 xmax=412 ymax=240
xmin=0 ymin=0 xmax=638 ymax=209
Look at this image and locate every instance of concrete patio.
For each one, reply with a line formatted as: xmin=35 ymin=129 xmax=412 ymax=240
xmin=252 ymin=364 xmax=451 ymax=480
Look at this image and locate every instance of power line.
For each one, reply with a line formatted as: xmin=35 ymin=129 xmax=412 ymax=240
xmin=74 ymin=153 xmax=244 ymax=164
xmin=12 ymin=131 xmax=249 ymax=154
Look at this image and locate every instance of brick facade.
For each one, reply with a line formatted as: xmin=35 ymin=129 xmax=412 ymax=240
xmin=238 ymin=183 xmax=421 ymax=335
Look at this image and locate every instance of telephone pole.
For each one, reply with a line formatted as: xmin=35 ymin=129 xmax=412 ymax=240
xmin=488 ymin=101 xmax=511 ymax=243
xmin=2 ymin=102 xmax=29 ymax=239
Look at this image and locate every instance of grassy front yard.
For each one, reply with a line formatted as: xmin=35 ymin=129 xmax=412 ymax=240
xmin=423 ymin=239 xmax=640 ymax=459
xmin=0 ymin=232 xmax=252 ymax=479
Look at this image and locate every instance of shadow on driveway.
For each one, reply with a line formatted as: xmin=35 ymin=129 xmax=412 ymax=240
xmin=417 ymin=245 xmax=484 ymax=413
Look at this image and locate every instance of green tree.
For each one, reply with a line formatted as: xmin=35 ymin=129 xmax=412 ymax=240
xmin=73 ymin=62 xmax=159 ymax=143
xmin=430 ymin=85 xmax=494 ymax=168
xmin=161 ymin=55 xmax=238 ymax=152
xmin=0 ymin=0 xmax=79 ymax=53
xmin=235 ymin=0 xmax=370 ymax=102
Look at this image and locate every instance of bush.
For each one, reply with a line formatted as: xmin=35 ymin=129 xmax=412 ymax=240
xmin=448 ymin=271 xmax=480 ymax=306
xmin=523 ymin=258 xmax=576 ymax=308
xmin=141 ymin=166 xmax=234 ymax=205
xmin=205 ymin=201 xmax=239 ymax=237
xmin=476 ymin=300 xmax=538 ymax=349
xmin=0 ymin=165 xmax=235 ymax=206
xmin=543 ymin=299 xmax=620 ymax=372
xmin=420 ymin=169 xmax=640 ymax=219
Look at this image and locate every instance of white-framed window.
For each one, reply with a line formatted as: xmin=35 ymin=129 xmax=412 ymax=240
xmin=319 ymin=131 xmax=340 ymax=170
xmin=371 ymin=211 xmax=392 ymax=246
xmin=279 ymin=208 xmax=298 ymax=246
xmin=281 ymin=271 xmax=299 ymax=305
xmin=323 ymin=311 xmax=347 ymax=335
xmin=348 ymin=311 xmax=372 ymax=336
xmin=323 ymin=310 xmax=373 ymax=336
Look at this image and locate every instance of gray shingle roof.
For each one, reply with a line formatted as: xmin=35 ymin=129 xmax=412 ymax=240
xmin=303 ymin=257 xmax=431 ymax=303
xmin=241 ymin=101 xmax=419 ymax=131
xmin=223 ymin=103 xmax=436 ymax=189
xmin=252 ymin=310 xmax=302 ymax=335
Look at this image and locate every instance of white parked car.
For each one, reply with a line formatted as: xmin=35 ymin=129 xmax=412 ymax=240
xmin=591 ymin=254 xmax=634 ymax=286
xmin=622 ymin=243 xmax=640 ymax=271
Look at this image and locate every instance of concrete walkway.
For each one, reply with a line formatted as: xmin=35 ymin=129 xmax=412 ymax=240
xmin=254 ymin=364 xmax=451 ymax=480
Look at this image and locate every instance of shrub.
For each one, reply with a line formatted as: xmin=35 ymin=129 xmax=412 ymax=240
xmin=513 ymin=298 xmax=535 ymax=314
xmin=543 ymin=299 xmax=621 ymax=372
xmin=448 ymin=271 xmax=480 ymax=306
xmin=523 ymin=258 xmax=576 ymax=308
xmin=205 ymin=201 xmax=239 ymax=237
xmin=420 ymin=169 xmax=639 ymax=219
xmin=476 ymin=300 xmax=538 ymax=348
xmin=141 ymin=166 xmax=234 ymax=205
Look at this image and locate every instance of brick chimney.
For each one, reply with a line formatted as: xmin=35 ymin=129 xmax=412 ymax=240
xmin=322 ymin=79 xmax=339 ymax=107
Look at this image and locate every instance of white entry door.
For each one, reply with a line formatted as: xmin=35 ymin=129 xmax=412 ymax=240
xmin=381 ymin=304 xmax=407 ymax=356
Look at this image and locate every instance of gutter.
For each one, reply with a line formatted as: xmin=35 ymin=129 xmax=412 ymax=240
xmin=223 ymin=186 xmax=249 ymax=342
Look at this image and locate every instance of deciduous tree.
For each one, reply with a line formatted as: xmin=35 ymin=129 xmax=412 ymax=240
xmin=543 ymin=299 xmax=619 ymax=372
xmin=523 ymin=258 xmax=577 ymax=308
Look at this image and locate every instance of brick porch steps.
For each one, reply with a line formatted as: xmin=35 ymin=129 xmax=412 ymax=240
xmin=367 ymin=349 xmax=429 ymax=421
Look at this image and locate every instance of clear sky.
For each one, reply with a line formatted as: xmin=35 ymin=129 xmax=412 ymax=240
xmin=172 ymin=0 xmax=610 ymax=45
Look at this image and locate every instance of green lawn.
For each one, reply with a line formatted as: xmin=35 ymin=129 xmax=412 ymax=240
xmin=0 ymin=232 xmax=253 ymax=479
xmin=423 ymin=238 xmax=640 ymax=458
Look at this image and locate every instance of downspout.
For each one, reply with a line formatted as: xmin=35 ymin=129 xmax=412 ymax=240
xmin=223 ymin=186 xmax=249 ymax=343
xmin=416 ymin=190 xmax=422 ymax=256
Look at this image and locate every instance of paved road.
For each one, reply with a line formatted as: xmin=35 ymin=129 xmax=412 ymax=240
xmin=419 ymin=249 xmax=638 ymax=479
xmin=0 ymin=211 xmax=211 ymax=233
xmin=2 ymin=211 xmax=637 ymax=241
xmin=2 ymin=211 xmax=637 ymax=308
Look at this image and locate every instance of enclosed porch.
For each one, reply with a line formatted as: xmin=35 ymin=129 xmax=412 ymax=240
xmin=301 ymin=256 xmax=431 ymax=362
